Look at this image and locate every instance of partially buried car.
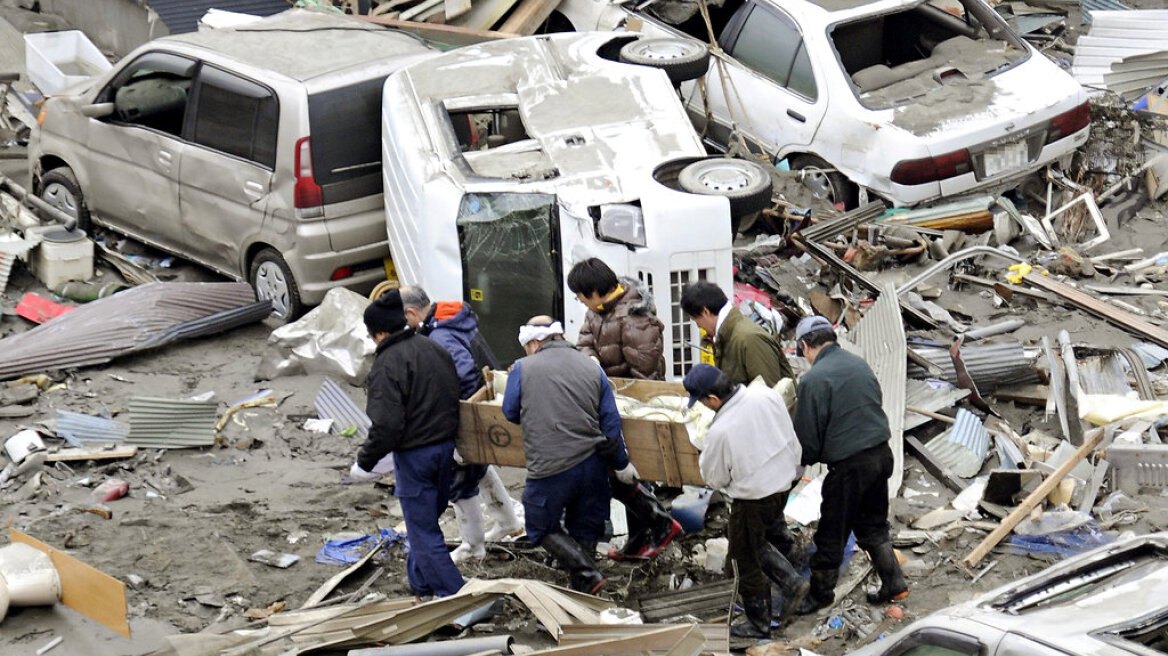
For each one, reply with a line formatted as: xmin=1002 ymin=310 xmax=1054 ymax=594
xmin=551 ymin=0 xmax=1090 ymax=208
xmin=849 ymin=531 xmax=1168 ymax=656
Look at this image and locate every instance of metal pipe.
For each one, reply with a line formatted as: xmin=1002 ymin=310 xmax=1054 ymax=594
xmin=895 ymin=246 xmax=1025 ymax=296
xmin=348 ymin=636 xmax=514 ymax=656
xmin=1090 ymin=248 xmax=1144 ymax=263
xmin=1123 ymin=251 xmax=1168 ymax=273
xmin=963 ymin=318 xmax=1025 ymax=341
xmin=0 ymin=175 xmax=77 ymax=230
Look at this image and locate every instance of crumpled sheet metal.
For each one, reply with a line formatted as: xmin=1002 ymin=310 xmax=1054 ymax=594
xmin=906 ymin=340 xmax=1039 ymax=390
xmin=0 ymin=282 xmax=261 ymax=381
xmin=314 ymin=377 xmax=371 ymax=441
xmin=904 ymin=379 xmax=970 ymax=431
xmin=56 ymin=410 xmax=129 ymax=445
xmin=923 ymin=408 xmax=990 ymax=479
xmin=256 ymin=287 xmax=375 ymax=386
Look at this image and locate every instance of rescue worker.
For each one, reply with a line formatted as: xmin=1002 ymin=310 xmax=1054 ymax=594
xmin=501 ymin=316 xmax=637 ymax=593
xmin=686 ymin=364 xmax=807 ymax=638
xmin=680 ymin=281 xmax=794 ymax=386
xmin=791 ymin=316 xmax=908 ymax=614
xmin=399 ymin=286 xmax=524 ymax=564
xmin=566 ymin=259 xmax=681 ymax=561
xmin=348 ymin=289 xmax=464 ymax=598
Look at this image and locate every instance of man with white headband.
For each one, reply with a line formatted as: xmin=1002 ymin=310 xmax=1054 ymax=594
xmin=502 ymin=315 xmax=637 ymax=594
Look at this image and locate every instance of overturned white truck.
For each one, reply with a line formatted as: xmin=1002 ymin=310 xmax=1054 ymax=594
xmin=380 ymin=32 xmax=774 ymax=372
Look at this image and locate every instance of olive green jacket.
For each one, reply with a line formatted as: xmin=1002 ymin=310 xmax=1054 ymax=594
xmin=713 ymin=307 xmax=794 ymax=386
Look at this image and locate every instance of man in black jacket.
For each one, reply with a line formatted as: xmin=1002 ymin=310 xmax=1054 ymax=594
xmin=349 ymin=289 xmax=464 ymax=598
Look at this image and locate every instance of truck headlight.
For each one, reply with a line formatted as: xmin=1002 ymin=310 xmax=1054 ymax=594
xmin=596 ymin=203 xmax=645 ymax=248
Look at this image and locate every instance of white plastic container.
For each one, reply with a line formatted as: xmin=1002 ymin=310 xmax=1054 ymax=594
xmin=4 ymin=429 xmax=44 ymax=464
xmin=24 ymin=31 xmax=111 ymax=95
xmin=31 ymin=227 xmax=93 ymax=288
xmin=704 ymin=537 xmax=728 ymax=573
xmin=0 ymin=543 xmax=62 ymax=621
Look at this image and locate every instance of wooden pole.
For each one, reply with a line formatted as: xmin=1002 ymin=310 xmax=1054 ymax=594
xmin=962 ymin=427 xmax=1103 ymax=568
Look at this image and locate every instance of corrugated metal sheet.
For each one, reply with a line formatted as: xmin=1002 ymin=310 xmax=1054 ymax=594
xmin=314 ymin=377 xmax=370 ymax=440
xmin=1082 ymin=0 xmax=1131 ymax=24
xmin=127 ymin=397 xmax=218 ymax=448
xmin=1079 ymin=354 xmax=1130 ymax=395
xmin=56 ymin=410 xmax=129 ymax=444
xmin=844 ymin=283 xmax=906 ymax=495
xmin=797 ymin=201 xmax=886 ymax=243
xmin=0 ymin=282 xmax=261 ymax=381
xmin=923 ymin=409 xmax=990 ymax=478
xmin=904 ymin=379 xmax=970 ymax=431
xmin=147 ymin=0 xmax=289 ymax=35
xmin=1072 ymin=10 xmax=1168 ymax=88
xmin=906 ymin=341 xmax=1039 ymax=389
xmin=1102 ymin=51 xmax=1168 ymax=99
xmin=0 ymin=237 xmax=33 ymax=296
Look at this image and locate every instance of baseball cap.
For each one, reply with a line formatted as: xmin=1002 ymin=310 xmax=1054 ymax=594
xmin=795 ymin=315 xmax=833 ymax=356
xmin=683 ymin=363 xmax=723 ymax=408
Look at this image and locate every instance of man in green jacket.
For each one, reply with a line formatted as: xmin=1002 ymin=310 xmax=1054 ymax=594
xmin=791 ymin=316 xmax=908 ymax=615
xmin=680 ymin=281 xmax=793 ymax=386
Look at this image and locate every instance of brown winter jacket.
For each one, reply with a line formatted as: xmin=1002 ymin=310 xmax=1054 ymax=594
xmin=576 ymin=278 xmax=666 ymax=380
xmin=714 ymin=307 xmax=794 ymax=386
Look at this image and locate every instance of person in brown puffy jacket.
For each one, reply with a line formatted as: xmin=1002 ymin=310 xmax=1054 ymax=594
xmin=567 ymin=258 xmax=681 ymax=561
xmin=569 ymin=258 xmax=665 ymax=380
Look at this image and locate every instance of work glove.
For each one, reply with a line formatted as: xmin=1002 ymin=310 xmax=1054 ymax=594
xmin=348 ymin=462 xmax=380 ymax=482
xmin=614 ymin=463 xmax=639 ymax=485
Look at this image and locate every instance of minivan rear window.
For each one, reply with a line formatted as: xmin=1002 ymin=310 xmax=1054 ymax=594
xmin=308 ymin=77 xmax=387 ymax=205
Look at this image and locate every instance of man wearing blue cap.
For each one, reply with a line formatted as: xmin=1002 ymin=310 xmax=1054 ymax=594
xmin=791 ymin=316 xmax=908 ymax=615
xmin=686 ymin=363 xmax=805 ymax=638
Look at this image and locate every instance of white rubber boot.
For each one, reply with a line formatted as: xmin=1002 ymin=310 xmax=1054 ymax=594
xmin=450 ymin=496 xmax=486 ymax=564
xmin=480 ymin=466 xmax=525 ymax=541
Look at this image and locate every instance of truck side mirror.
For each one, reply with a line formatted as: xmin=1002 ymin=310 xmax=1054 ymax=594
xmin=80 ymin=103 xmax=114 ymax=119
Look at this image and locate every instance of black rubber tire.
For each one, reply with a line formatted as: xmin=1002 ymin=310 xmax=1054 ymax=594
xmin=249 ymin=247 xmax=303 ymax=323
xmin=39 ymin=166 xmax=91 ymax=231
xmin=619 ymin=38 xmax=710 ymax=84
xmin=789 ymin=154 xmax=859 ymax=210
xmin=678 ymin=158 xmax=774 ymax=219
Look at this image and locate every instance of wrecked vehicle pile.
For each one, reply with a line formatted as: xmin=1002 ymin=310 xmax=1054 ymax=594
xmin=3 ymin=3 xmax=1168 ymax=656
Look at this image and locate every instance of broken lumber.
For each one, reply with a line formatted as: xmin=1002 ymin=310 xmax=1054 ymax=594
xmin=1023 ymin=273 xmax=1168 ymax=349
xmin=962 ymin=427 xmax=1104 ymax=568
xmin=498 ymin=0 xmax=563 ymax=35
xmin=360 ymin=15 xmax=510 ymax=46
xmin=45 ymin=445 xmax=138 ymax=462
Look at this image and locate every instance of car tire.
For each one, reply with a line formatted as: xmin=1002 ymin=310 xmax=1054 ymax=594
xmin=250 ymin=248 xmax=302 ymax=323
xmin=39 ymin=167 xmax=91 ymax=231
xmin=619 ymin=38 xmax=710 ymax=84
xmin=678 ymin=158 xmax=773 ymax=233
xmin=790 ymin=154 xmax=859 ymax=210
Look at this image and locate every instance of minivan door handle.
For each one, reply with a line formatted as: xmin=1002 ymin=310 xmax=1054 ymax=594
xmin=157 ymin=150 xmax=173 ymax=167
xmin=786 ymin=109 xmax=806 ymax=123
xmin=243 ymin=180 xmax=265 ymax=202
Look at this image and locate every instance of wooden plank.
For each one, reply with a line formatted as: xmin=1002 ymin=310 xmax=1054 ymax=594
xmin=400 ymin=0 xmax=444 ymax=22
xmin=498 ymin=0 xmax=563 ymax=35
xmin=10 ymin=528 xmax=129 ymax=638
xmin=655 ymin=422 xmax=682 ymax=486
xmin=45 ymin=445 xmax=138 ymax=462
xmin=1023 ymin=272 xmax=1168 ymax=348
xmin=360 ymin=15 xmax=511 ymax=47
xmin=444 ymin=0 xmax=473 ymax=21
xmin=447 ymin=0 xmax=520 ymax=31
xmin=904 ymin=434 xmax=968 ymax=494
xmin=962 ymin=427 xmax=1104 ymax=568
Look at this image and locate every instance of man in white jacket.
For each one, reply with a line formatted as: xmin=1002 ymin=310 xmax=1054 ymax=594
xmin=686 ymin=364 xmax=806 ymax=639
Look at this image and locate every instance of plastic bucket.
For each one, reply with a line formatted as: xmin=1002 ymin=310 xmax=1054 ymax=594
xmin=705 ymin=537 xmax=728 ymax=573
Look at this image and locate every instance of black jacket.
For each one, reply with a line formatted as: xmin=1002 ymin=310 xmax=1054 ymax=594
xmin=357 ymin=328 xmax=461 ymax=471
xmin=793 ymin=342 xmax=890 ymax=466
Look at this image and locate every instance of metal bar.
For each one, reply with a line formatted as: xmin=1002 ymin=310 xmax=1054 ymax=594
xmin=1024 ymin=273 xmax=1168 ymax=348
xmin=895 ymin=246 xmax=1025 ymax=296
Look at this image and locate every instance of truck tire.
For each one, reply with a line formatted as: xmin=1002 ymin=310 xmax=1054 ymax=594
xmin=678 ymin=158 xmax=774 ymax=229
xmin=619 ymin=38 xmax=710 ymax=84
xmin=39 ymin=167 xmax=91 ymax=231
xmin=250 ymin=248 xmax=302 ymax=322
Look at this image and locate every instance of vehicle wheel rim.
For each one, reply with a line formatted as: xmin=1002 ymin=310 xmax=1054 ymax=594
xmin=800 ymin=169 xmax=837 ymax=202
xmin=255 ymin=261 xmax=290 ymax=319
xmin=41 ymin=183 xmax=79 ymax=219
xmin=633 ymin=40 xmax=697 ymax=61
xmin=695 ymin=161 xmax=762 ymax=192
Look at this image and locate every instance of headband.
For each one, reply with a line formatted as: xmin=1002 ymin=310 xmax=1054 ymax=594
xmin=518 ymin=321 xmax=564 ymax=347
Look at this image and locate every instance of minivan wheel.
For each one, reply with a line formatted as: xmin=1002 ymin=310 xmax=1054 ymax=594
xmin=39 ymin=167 xmax=91 ymax=231
xmin=679 ymin=157 xmax=773 ymax=213
xmin=619 ymin=38 xmax=710 ymax=84
xmin=250 ymin=248 xmax=302 ymax=322
xmin=790 ymin=154 xmax=859 ymax=210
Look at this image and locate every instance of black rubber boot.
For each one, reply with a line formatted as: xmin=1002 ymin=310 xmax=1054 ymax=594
xmin=730 ymin=591 xmax=772 ymax=639
xmin=795 ymin=568 xmax=838 ymax=615
xmin=866 ymin=542 xmax=909 ymax=604
xmin=609 ymin=483 xmax=681 ymax=561
xmin=539 ymin=532 xmax=607 ymax=594
xmin=766 ymin=519 xmax=806 ymax=571
xmin=760 ymin=543 xmax=810 ymax=623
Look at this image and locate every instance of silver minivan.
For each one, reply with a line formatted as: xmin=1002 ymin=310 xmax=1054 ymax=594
xmin=29 ymin=10 xmax=435 ymax=319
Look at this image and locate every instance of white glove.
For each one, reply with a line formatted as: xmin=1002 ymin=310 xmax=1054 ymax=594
xmin=349 ymin=462 xmax=381 ymax=481
xmin=614 ymin=463 xmax=639 ymax=485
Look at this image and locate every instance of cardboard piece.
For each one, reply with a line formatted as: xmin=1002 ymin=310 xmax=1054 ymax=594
xmin=9 ymin=528 xmax=129 ymax=637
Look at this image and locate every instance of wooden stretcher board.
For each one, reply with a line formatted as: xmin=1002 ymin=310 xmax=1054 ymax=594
xmin=456 ymin=377 xmax=704 ymax=486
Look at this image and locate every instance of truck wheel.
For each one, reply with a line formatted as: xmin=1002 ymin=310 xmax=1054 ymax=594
xmin=250 ymin=248 xmax=302 ymax=322
xmin=678 ymin=157 xmax=773 ymax=223
xmin=790 ymin=154 xmax=859 ymax=210
xmin=39 ymin=167 xmax=91 ymax=231
xmin=619 ymin=38 xmax=710 ymax=84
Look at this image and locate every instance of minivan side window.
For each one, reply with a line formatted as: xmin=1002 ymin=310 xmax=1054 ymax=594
xmin=100 ymin=51 xmax=197 ymax=137
xmin=726 ymin=4 xmax=818 ymax=101
xmin=190 ymin=65 xmax=278 ymax=169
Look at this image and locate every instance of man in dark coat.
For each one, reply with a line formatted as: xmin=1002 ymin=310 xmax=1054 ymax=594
xmin=349 ymin=289 xmax=464 ymax=598
xmin=680 ymin=281 xmax=793 ymax=386
xmin=791 ymin=316 xmax=908 ymax=614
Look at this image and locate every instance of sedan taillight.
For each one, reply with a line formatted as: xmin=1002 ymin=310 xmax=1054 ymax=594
xmin=1046 ymin=101 xmax=1090 ymax=144
xmin=890 ymin=149 xmax=973 ymax=186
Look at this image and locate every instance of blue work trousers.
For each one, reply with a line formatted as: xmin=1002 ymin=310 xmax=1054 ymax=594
xmin=394 ymin=439 xmax=465 ymax=597
xmin=522 ymin=453 xmax=610 ymax=546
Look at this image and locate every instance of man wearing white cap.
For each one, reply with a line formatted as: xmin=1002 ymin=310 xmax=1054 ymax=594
xmin=791 ymin=316 xmax=908 ymax=615
xmin=501 ymin=316 xmax=636 ymax=594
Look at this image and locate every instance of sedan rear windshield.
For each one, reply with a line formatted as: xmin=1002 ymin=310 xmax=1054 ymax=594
xmin=308 ymin=76 xmax=387 ymax=205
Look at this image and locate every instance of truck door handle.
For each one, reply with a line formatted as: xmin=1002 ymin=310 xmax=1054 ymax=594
xmin=243 ymin=180 xmax=264 ymax=201
xmin=787 ymin=109 xmax=806 ymax=123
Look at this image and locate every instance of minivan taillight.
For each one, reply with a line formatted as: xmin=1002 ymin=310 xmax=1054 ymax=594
xmin=890 ymin=149 xmax=973 ymax=186
xmin=1046 ymin=101 xmax=1090 ymax=144
xmin=294 ymin=136 xmax=324 ymax=216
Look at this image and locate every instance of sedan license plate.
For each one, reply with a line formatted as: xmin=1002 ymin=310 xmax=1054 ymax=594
xmin=984 ymin=141 xmax=1027 ymax=178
